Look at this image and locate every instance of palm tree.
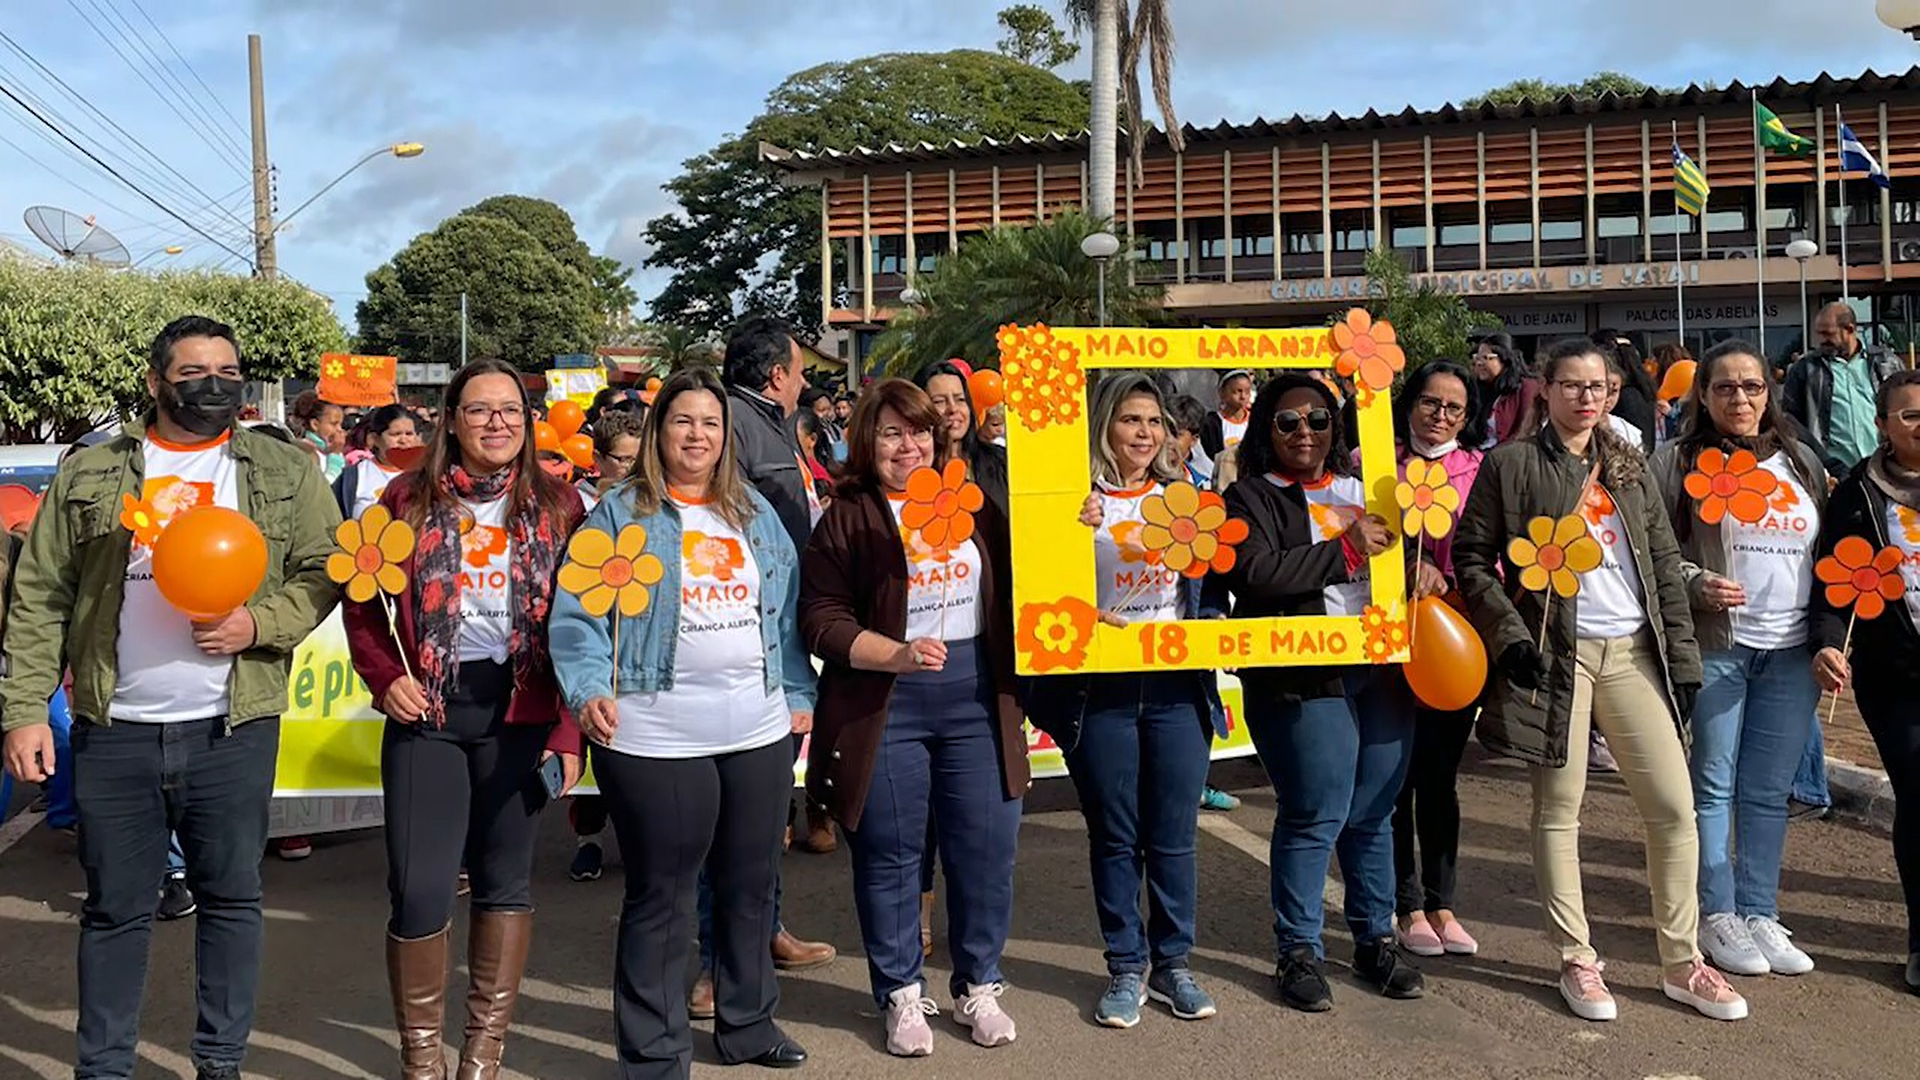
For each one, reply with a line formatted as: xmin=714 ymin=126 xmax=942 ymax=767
xmin=642 ymin=323 xmax=720 ymax=371
xmin=873 ymin=210 xmax=1164 ymax=375
xmin=1063 ymin=0 xmax=1185 ymax=223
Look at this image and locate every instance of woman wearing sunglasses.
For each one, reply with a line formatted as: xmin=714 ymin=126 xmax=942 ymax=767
xmin=1030 ymin=373 xmax=1225 ymax=1030
xmin=1214 ymin=374 xmax=1440 ymax=1013
xmin=1455 ymin=337 xmax=1744 ymax=1024
xmin=1385 ymin=362 xmax=1487 ymax=961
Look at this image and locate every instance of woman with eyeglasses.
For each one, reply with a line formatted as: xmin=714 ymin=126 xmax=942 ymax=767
xmin=1385 ymin=362 xmax=1487 ymax=961
xmin=1470 ymin=333 xmax=1541 ymax=448
xmin=1648 ymin=339 xmax=1827 ymax=982
xmin=1456 ymin=337 xmax=1745 ymax=1024
xmin=342 ymin=358 xmax=587 ymax=1078
xmin=335 ymin=403 xmax=425 ymax=518
xmin=1811 ymin=369 xmax=1920 ymax=992
xmin=1215 ymin=374 xmax=1438 ymax=1013
xmin=1029 ymin=373 xmax=1225 ymax=1029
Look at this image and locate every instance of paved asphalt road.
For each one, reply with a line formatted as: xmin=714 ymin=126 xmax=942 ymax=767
xmin=1 ymin=749 xmax=1916 ymax=1080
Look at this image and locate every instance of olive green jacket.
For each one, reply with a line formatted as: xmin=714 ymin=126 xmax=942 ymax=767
xmin=0 ymin=418 xmax=342 ymax=732
xmin=1453 ymin=426 xmax=1701 ymax=768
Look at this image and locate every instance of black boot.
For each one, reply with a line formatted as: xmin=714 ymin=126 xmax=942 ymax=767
xmin=1353 ymin=936 xmax=1425 ymax=999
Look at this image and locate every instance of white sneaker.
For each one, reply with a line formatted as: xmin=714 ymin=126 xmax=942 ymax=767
xmin=1745 ymin=916 xmax=1814 ymax=976
xmin=1699 ymin=912 xmax=1769 ymax=976
xmin=884 ymin=984 xmax=938 ymax=1057
xmin=953 ymin=982 xmax=1017 ymax=1047
xmin=1559 ymin=960 xmax=1617 ymax=1022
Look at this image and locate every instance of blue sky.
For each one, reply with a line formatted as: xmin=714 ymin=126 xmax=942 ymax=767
xmin=1 ymin=0 xmax=1914 ymax=327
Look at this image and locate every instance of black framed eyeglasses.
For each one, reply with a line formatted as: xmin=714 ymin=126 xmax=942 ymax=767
xmin=1415 ymin=396 xmax=1467 ymax=421
xmin=1274 ymin=408 xmax=1333 ymax=435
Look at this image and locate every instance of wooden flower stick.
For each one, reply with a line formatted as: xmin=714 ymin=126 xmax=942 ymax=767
xmin=1411 ymin=533 xmax=1424 ymax=653
xmin=612 ymin=615 xmax=620 ymax=699
xmin=1531 ymin=592 xmax=1552 ymax=707
xmin=381 ymin=594 xmax=416 ymax=684
xmin=1824 ymin=611 xmax=1857 ymax=727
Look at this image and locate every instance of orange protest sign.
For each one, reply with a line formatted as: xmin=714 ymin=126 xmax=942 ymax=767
xmin=317 ymin=353 xmax=399 ymax=407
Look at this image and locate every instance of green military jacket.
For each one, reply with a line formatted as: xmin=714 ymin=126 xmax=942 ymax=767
xmin=0 ymin=417 xmax=342 ymax=731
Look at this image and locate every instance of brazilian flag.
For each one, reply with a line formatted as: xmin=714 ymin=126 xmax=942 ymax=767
xmin=1756 ymin=102 xmax=1814 ymax=156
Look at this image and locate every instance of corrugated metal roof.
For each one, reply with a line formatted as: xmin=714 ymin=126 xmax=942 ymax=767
xmin=761 ymin=66 xmax=1920 ymax=169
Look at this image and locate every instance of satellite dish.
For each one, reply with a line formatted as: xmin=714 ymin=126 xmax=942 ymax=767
xmin=23 ymin=205 xmax=131 ymax=267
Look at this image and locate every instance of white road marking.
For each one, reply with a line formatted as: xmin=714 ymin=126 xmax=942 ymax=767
xmin=1197 ymin=811 xmax=1344 ymax=908
xmin=0 ymin=807 xmax=43 ymax=857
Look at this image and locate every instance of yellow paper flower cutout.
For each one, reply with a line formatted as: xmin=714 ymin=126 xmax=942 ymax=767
xmin=1507 ymin=514 xmax=1603 ymax=599
xmin=559 ymin=523 xmax=664 ymax=618
xmin=325 ymin=504 xmax=415 ymax=603
xmin=999 ymin=324 xmax=1085 ymax=432
xmin=1139 ymin=482 xmax=1249 ymax=577
xmin=1395 ymin=459 xmax=1463 ymax=540
xmin=1360 ymin=604 xmax=1409 ymax=663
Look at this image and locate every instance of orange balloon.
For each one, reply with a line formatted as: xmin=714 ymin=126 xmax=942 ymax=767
xmin=562 ymin=433 xmax=596 ymax=470
xmin=1404 ymin=596 xmax=1488 ymax=712
xmin=533 ymin=421 xmax=562 ymax=454
xmin=645 ymin=377 xmax=662 ymax=392
xmin=1657 ymin=359 xmax=1697 ymax=402
xmin=0 ymin=484 xmax=42 ymax=533
xmin=968 ymin=369 xmax=1005 ymax=412
xmin=152 ymin=506 xmax=267 ymax=620
xmin=548 ymin=399 xmax=586 ymax=439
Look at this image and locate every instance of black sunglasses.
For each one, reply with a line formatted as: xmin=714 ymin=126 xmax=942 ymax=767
xmin=1274 ymin=408 xmax=1333 ymax=435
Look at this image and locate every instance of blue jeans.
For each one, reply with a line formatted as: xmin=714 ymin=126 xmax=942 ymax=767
xmin=1245 ymin=670 xmax=1415 ymax=958
xmin=3 ymin=688 xmax=76 ymax=828
xmin=1061 ymin=673 xmax=1212 ymax=975
xmin=166 ymin=833 xmax=186 ymax=878
xmin=1792 ymin=717 xmax=1831 ymax=807
xmin=844 ymin=639 xmax=1022 ymax=1003
xmin=71 ymin=717 xmax=279 ymax=1078
xmin=1691 ymin=645 xmax=1818 ymax=918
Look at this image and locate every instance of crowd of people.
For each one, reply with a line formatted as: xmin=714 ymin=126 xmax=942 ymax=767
xmin=1 ymin=303 xmax=1919 ymax=1079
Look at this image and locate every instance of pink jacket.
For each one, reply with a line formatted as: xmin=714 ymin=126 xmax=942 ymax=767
xmin=1397 ymin=443 xmax=1484 ymax=584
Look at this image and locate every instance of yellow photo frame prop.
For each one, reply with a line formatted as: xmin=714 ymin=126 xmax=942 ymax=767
xmin=1002 ymin=310 xmax=1411 ymax=676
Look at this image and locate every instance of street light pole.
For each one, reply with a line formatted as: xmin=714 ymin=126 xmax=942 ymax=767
xmin=1787 ymin=238 xmax=1820 ymax=355
xmin=1877 ymin=0 xmax=1920 ymax=38
xmin=275 ymin=143 xmax=426 ymax=235
xmin=1080 ymin=231 xmax=1122 ymax=327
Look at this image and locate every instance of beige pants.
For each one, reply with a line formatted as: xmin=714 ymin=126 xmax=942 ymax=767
xmin=1530 ymin=633 xmax=1699 ymax=968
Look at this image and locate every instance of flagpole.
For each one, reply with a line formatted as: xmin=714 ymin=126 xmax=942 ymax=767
xmin=1838 ymin=104 xmax=1851 ymax=303
xmin=1753 ymin=89 xmax=1767 ymax=359
xmin=1673 ymin=121 xmax=1686 ymax=351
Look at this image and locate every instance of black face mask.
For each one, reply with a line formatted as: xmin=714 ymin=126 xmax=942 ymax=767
xmin=160 ymin=375 xmax=244 ymax=437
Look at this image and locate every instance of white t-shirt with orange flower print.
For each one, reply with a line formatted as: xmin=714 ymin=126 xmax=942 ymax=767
xmin=887 ymin=494 xmax=982 ymax=642
xmin=1575 ymin=484 xmax=1647 ymax=640
xmin=112 ymin=433 xmax=240 ymax=723
xmin=1724 ymin=452 xmax=1820 ymax=650
xmin=611 ymin=499 xmax=786 ymax=759
xmin=1264 ymin=472 xmax=1369 ymax=616
xmin=1092 ymin=480 xmax=1183 ymax=623
xmin=457 ymin=496 xmax=513 ymax=663
xmin=1887 ymin=502 xmax=1920 ymax=628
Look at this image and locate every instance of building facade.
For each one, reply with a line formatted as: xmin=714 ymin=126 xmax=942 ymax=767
xmin=767 ymin=68 xmax=1920 ymax=369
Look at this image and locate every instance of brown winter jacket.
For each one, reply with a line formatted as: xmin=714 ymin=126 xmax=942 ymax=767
xmin=1453 ymin=425 xmax=1701 ymax=768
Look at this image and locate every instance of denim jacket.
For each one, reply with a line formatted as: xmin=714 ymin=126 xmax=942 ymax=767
xmin=549 ymin=484 xmax=816 ymax=715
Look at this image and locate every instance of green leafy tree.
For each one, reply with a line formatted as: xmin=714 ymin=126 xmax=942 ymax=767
xmin=644 ymin=49 xmax=1090 ymax=340
xmin=356 ymin=212 xmax=598 ymax=370
xmin=643 ymin=323 xmax=721 ymax=371
xmin=1464 ymin=71 xmax=1700 ymax=108
xmin=0 ymin=262 xmax=345 ymax=442
xmin=1359 ymin=247 xmax=1501 ymax=370
xmin=998 ymin=5 xmax=1080 ymax=68
xmin=872 ymin=209 xmax=1163 ymax=374
xmin=462 ymin=194 xmax=636 ymax=333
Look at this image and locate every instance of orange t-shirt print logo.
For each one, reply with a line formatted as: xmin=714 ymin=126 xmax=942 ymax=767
xmin=684 ymin=532 xmax=745 ymax=580
xmin=1308 ymin=502 xmax=1358 ymax=541
xmin=461 ymin=524 xmax=507 ymax=569
xmin=125 ymin=476 xmax=214 ymax=550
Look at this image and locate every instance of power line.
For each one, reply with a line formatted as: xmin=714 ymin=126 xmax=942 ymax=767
xmin=87 ymin=0 xmax=248 ymax=166
xmin=0 ymin=78 xmax=254 ymax=267
xmin=122 ymin=0 xmax=246 ymax=134
xmin=61 ymin=0 xmax=249 ymax=179
xmin=0 ymin=125 xmax=149 ymax=223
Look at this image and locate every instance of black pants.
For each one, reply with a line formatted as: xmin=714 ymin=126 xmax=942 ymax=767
xmin=71 ymin=716 xmax=279 ymax=1078
xmin=1859 ymin=672 xmax=1920 ymax=952
xmin=1391 ymin=705 xmax=1475 ymax=915
xmin=596 ymin=737 xmax=791 ymax=1079
xmin=572 ymin=795 xmax=607 ymax=837
xmin=382 ymin=661 xmax=549 ymax=939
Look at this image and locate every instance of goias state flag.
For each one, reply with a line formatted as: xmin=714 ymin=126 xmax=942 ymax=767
xmin=1672 ymin=141 xmax=1709 ymax=216
xmin=1756 ymin=101 xmax=1814 ymax=156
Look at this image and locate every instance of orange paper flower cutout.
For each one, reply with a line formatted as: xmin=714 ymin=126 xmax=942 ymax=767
xmin=1138 ymin=482 xmax=1248 ymax=577
xmin=998 ymin=322 xmax=1085 ymax=432
xmin=901 ymin=459 xmax=984 ymax=554
xmin=1683 ymin=448 xmax=1780 ymax=526
xmin=326 ymin=504 xmax=415 ymax=603
xmin=1016 ymin=596 xmax=1098 ymax=673
xmin=1508 ymin=514 xmax=1604 ymax=599
xmin=1361 ymin=604 xmax=1410 ymax=663
xmin=559 ymin=524 xmax=665 ymax=618
xmin=1395 ymin=458 xmax=1462 ymax=540
xmin=1331 ymin=309 xmax=1406 ymax=393
xmin=1815 ymin=535 xmax=1906 ymax=621
xmin=119 ymin=493 xmax=161 ymax=547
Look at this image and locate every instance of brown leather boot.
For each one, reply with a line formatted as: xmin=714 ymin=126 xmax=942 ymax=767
xmin=456 ymin=910 xmax=532 ymax=1080
xmin=387 ymin=924 xmax=450 ymax=1080
xmin=688 ymin=970 xmax=715 ymax=1020
xmin=770 ymin=928 xmax=836 ymax=971
xmin=920 ymin=891 xmax=935 ymax=959
xmin=799 ymin=804 xmax=837 ymax=854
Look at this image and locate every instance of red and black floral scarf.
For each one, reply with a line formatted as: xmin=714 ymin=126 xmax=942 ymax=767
xmin=411 ymin=465 xmax=560 ymax=723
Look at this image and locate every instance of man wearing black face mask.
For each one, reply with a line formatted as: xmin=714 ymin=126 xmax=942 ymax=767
xmin=0 ymin=315 xmax=342 ymax=1080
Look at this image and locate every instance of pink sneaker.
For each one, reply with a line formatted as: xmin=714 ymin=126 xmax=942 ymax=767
xmin=953 ymin=983 xmax=1017 ymax=1047
xmin=1664 ymin=959 xmax=1748 ymax=1021
xmin=884 ymin=984 xmax=937 ymax=1057
xmin=1437 ymin=917 xmax=1479 ymax=956
xmin=1559 ymin=960 xmax=1617 ymax=1021
xmin=1396 ymin=917 xmax=1444 ymax=957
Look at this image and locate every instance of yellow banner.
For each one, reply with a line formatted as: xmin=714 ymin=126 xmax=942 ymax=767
xmin=274 ymin=613 xmax=1257 ymax=799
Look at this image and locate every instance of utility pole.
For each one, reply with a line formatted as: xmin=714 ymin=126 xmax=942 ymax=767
xmin=460 ymin=292 xmax=469 ymax=365
xmin=248 ymin=33 xmax=275 ymax=280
